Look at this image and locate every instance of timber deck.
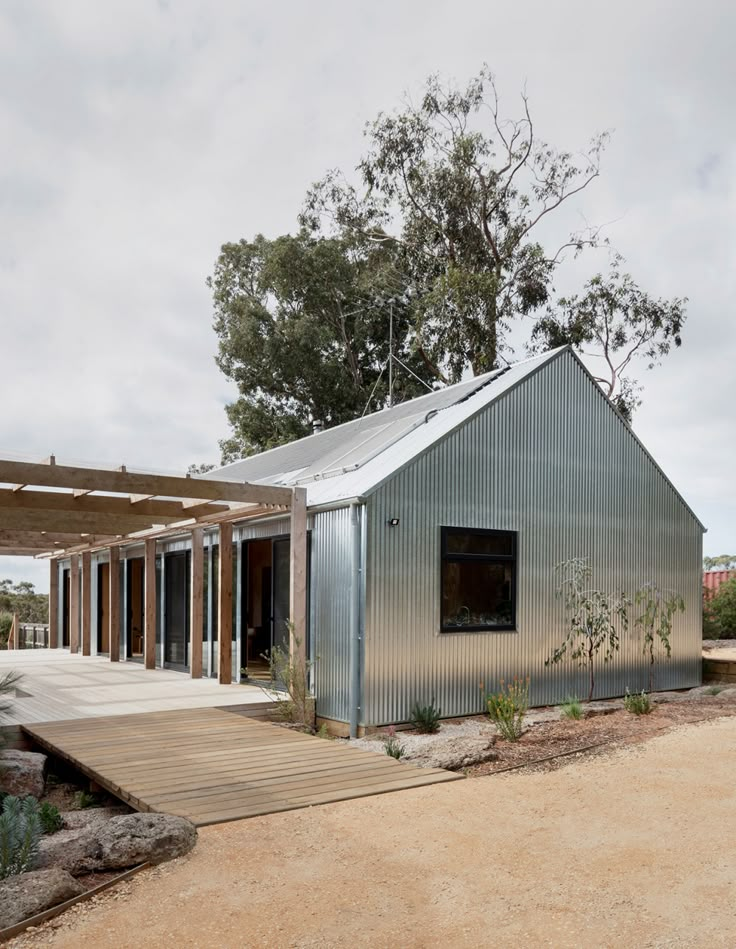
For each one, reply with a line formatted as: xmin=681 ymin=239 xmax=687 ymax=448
xmin=23 ymin=708 xmax=461 ymax=826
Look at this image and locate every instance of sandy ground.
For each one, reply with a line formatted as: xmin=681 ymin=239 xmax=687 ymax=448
xmin=11 ymin=716 xmax=736 ymax=949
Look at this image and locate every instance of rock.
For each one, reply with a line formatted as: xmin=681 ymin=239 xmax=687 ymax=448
xmin=0 ymin=750 xmax=46 ymax=799
xmin=95 ymin=813 xmax=197 ymax=868
xmin=0 ymin=868 xmax=84 ymax=929
xmin=37 ymin=825 xmax=100 ymax=875
xmin=62 ymin=806 xmax=130 ymax=831
xmin=403 ymin=736 xmax=498 ymax=771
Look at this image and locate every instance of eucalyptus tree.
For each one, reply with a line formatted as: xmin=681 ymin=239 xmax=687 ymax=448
xmin=210 ymin=230 xmax=429 ymax=461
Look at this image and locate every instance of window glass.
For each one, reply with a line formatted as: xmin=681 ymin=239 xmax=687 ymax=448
xmin=445 ymin=531 xmax=514 ymax=557
xmin=441 ymin=528 xmax=517 ymax=631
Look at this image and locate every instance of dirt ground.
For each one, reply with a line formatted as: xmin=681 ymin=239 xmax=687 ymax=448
xmin=10 ymin=714 xmax=736 ymax=949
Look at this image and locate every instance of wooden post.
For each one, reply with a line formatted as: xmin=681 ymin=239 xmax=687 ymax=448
xmin=81 ymin=551 xmax=92 ymax=656
xmin=69 ymin=554 xmax=80 ymax=653
xmin=289 ymin=487 xmax=308 ymax=674
xmin=144 ymin=538 xmax=157 ymax=670
xmin=48 ymin=560 xmax=59 ymax=648
xmin=109 ymin=547 xmax=120 ymax=662
xmin=8 ymin=612 xmax=18 ymax=649
xmin=218 ymin=522 xmax=233 ymax=684
xmin=190 ymin=527 xmax=204 ymax=679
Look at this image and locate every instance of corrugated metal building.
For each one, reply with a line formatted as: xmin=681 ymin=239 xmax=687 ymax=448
xmin=56 ymin=345 xmax=705 ymax=734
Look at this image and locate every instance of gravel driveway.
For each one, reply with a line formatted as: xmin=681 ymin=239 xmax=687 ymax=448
xmin=11 ymin=716 xmax=736 ymax=948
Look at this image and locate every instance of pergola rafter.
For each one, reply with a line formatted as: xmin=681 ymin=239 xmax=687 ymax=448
xmin=0 ymin=456 xmax=292 ymax=558
xmin=0 ymin=455 xmax=308 ymax=693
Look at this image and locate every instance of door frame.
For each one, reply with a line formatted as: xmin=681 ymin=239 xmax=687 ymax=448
xmin=163 ymin=550 xmax=191 ymax=672
xmin=240 ymin=532 xmax=311 ymax=678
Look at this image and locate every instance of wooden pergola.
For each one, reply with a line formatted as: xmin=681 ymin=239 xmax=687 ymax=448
xmin=0 ymin=457 xmax=307 ymax=685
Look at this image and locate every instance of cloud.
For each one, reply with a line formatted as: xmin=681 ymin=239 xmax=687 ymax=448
xmin=1 ymin=0 xmax=734 ymax=593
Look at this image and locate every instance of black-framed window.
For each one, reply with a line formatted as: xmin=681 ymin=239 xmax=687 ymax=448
xmin=440 ymin=527 xmax=517 ymax=632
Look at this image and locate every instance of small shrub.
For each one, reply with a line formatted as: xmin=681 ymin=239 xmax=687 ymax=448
xmin=623 ymin=689 xmax=652 ymax=715
xmin=705 ymin=685 xmax=725 ymax=696
xmin=486 ymin=677 xmax=530 ymax=741
xmin=259 ymin=633 xmax=316 ymax=728
xmin=409 ymin=699 xmax=441 ymax=734
xmin=560 ymin=696 xmax=583 ymax=720
xmin=316 ymin=723 xmax=331 ymax=739
xmin=0 ymin=795 xmax=41 ymax=878
xmin=76 ymin=790 xmax=102 ymax=809
xmin=39 ymin=802 xmax=63 ymax=835
xmin=381 ymin=726 xmax=405 ymax=759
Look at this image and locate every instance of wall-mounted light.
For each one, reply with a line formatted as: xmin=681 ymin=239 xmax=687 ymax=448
xmin=387 ymin=517 xmax=400 ymax=527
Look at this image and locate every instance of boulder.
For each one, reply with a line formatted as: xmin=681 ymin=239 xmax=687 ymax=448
xmin=404 ymin=736 xmax=498 ymax=770
xmin=95 ymin=813 xmax=197 ymax=868
xmin=37 ymin=824 xmax=100 ymax=875
xmin=0 ymin=750 xmax=46 ymax=799
xmin=0 ymin=868 xmax=84 ymax=929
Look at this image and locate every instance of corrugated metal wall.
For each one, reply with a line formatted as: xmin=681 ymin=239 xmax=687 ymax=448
xmin=363 ymin=349 xmax=704 ymax=726
xmin=308 ymin=507 xmax=355 ymax=722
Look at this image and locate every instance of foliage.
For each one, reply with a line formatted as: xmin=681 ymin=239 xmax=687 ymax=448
xmin=623 ymin=689 xmax=652 ymax=715
xmin=546 ymin=558 xmax=629 ymax=702
xmin=300 ymin=67 xmax=685 ymax=418
xmin=75 ymin=790 xmax=103 ymax=809
xmin=316 ymin=723 xmax=331 ymax=740
xmin=187 ymin=463 xmax=216 ymax=475
xmin=633 ymin=583 xmax=684 ymax=690
xmin=409 ymin=698 xmax=441 ymax=734
xmin=704 ymin=578 xmax=736 ymax=639
xmin=209 ymin=230 xmax=430 ymax=460
xmin=261 ymin=631 xmax=316 ymax=728
xmin=703 ymin=555 xmax=736 ymax=571
xmin=704 ymin=685 xmax=724 ymax=696
xmin=0 ymin=581 xmax=48 ymax=648
xmin=38 ymin=801 xmax=63 ymax=835
xmin=486 ymin=677 xmax=529 ymax=741
xmin=0 ymin=669 xmax=22 ymax=713
xmin=381 ymin=726 xmax=405 ymax=759
xmin=560 ymin=696 xmax=584 ymax=720
xmin=0 ymin=795 xmax=41 ymax=878
xmin=530 ymin=255 xmax=687 ymax=421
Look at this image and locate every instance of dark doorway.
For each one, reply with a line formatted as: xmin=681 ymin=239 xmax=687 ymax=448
xmin=242 ymin=539 xmax=271 ymax=678
xmin=241 ymin=535 xmax=309 ymax=680
xmin=164 ymin=551 xmax=190 ymax=670
xmin=62 ymin=569 xmax=70 ymax=648
xmin=97 ymin=563 xmax=110 ymax=654
xmin=126 ymin=557 xmax=144 ymax=660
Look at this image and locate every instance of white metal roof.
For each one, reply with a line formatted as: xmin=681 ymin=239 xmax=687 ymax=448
xmin=210 ymin=348 xmax=565 ymax=506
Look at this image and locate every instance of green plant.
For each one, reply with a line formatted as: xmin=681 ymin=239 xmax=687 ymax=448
xmin=0 ymin=795 xmax=41 ymax=878
xmin=409 ymin=699 xmax=441 ymax=734
xmin=546 ymin=558 xmax=629 ymax=701
xmin=316 ymin=723 xmax=330 ymax=740
xmin=560 ymin=696 xmax=584 ymax=720
xmin=486 ymin=677 xmax=529 ymax=741
xmin=623 ymin=689 xmax=652 ymax=715
xmin=704 ymin=577 xmax=736 ymax=640
xmin=38 ymin=802 xmax=63 ymax=835
xmin=259 ymin=625 xmax=316 ymax=728
xmin=634 ymin=583 xmax=685 ymax=690
xmin=381 ymin=726 xmax=405 ymax=759
xmin=75 ymin=790 xmax=102 ymax=809
xmin=705 ymin=685 xmax=725 ymax=696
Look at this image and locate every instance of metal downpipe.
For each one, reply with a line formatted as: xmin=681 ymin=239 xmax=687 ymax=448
xmin=349 ymin=502 xmax=362 ymax=739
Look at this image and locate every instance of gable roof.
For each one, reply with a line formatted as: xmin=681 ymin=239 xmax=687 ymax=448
xmin=210 ymin=348 xmax=565 ymax=506
xmin=209 ymin=345 xmax=705 ymax=531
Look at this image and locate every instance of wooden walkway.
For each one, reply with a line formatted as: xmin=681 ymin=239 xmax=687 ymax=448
xmin=23 ymin=709 xmax=461 ymax=826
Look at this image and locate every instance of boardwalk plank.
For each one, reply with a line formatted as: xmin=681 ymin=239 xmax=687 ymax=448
xmin=23 ymin=709 xmax=461 ymax=826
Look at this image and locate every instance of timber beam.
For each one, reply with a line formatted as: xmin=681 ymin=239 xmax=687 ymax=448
xmin=0 ymin=459 xmax=292 ymax=506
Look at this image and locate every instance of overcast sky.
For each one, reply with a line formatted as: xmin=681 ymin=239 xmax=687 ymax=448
xmin=1 ymin=0 xmax=734 ymax=591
